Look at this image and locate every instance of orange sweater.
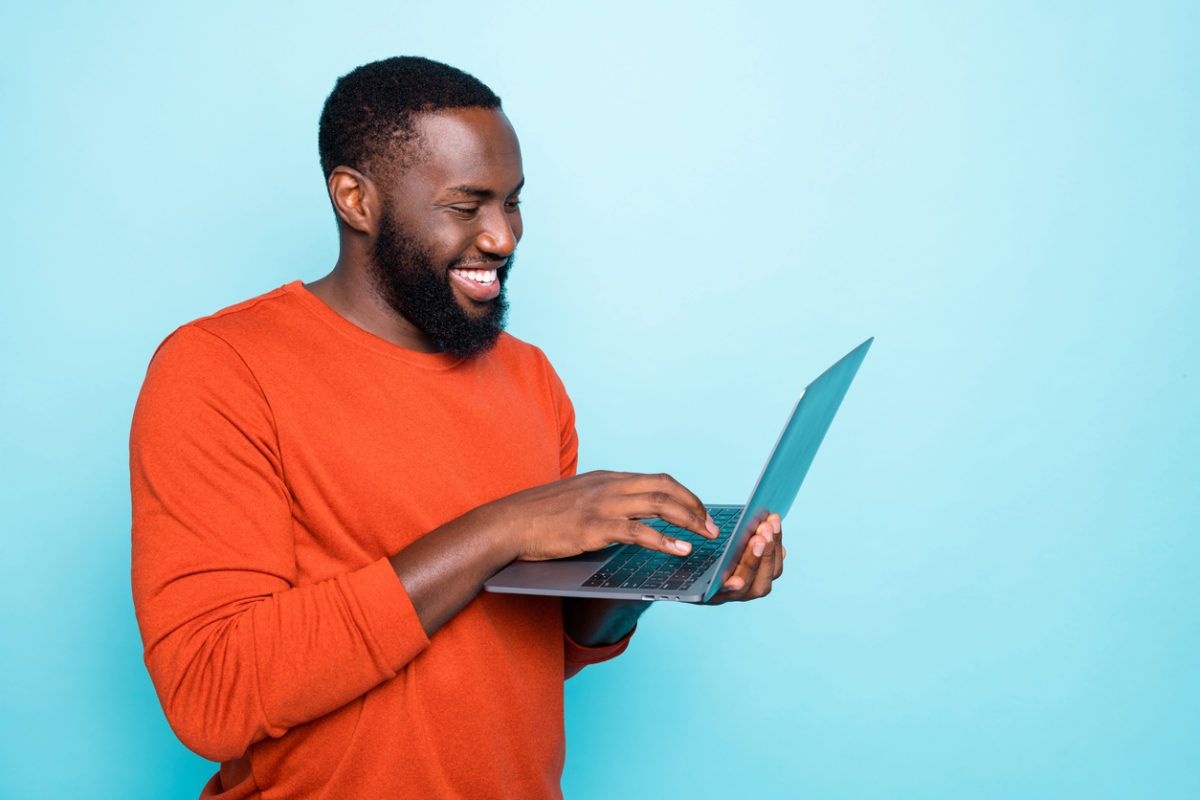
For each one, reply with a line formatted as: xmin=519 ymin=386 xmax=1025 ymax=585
xmin=130 ymin=282 xmax=628 ymax=798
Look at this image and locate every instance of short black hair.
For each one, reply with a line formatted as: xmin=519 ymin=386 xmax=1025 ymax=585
xmin=318 ymin=56 xmax=502 ymax=181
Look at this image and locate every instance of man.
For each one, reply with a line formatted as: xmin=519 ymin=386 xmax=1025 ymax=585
xmin=131 ymin=56 xmax=784 ymax=799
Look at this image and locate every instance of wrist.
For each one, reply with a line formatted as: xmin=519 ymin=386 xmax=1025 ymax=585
xmin=467 ymin=499 xmax=525 ymax=568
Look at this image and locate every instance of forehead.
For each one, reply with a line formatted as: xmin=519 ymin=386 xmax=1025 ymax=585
xmin=402 ymin=107 xmax=523 ymax=192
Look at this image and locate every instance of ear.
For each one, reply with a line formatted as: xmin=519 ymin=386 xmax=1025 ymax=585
xmin=328 ymin=166 xmax=378 ymax=234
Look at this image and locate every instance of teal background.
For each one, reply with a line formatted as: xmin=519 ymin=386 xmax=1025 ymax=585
xmin=2 ymin=1 xmax=1197 ymax=797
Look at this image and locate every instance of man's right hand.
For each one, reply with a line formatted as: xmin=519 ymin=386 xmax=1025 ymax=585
xmin=389 ymin=470 xmax=717 ymax=638
xmin=481 ymin=470 xmax=720 ymax=562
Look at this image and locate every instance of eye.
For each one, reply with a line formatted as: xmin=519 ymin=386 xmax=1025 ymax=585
xmin=504 ymin=197 xmax=522 ymax=212
xmin=449 ymin=205 xmax=479 ymax=218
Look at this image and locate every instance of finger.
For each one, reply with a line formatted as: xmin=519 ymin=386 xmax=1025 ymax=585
xmin=616 ymin=519 xmax=694 ymax=557
xmin=773 ymin=532 xmax=785 ymax=580
xmin=623 ymin=492 xmax=717 ymax=540
xmin=762 ymin=513 xmax=783 ymax=579
xmin=619 ymin=483 xmax=717 ymax=539
xmin=708 ymin=561 xmax=751 ymax=605
xmin=720 ymin=573 xmax=745 ymax=593
xmin=705 ymin=581 xmax=738 ymax=605
xmin=622 ymin=473 xmax=710 ymax=527
xmin=746 ymin=538 xmax=776 ymax=598
xmin=720 ymin=533 xmax=766 ymax=594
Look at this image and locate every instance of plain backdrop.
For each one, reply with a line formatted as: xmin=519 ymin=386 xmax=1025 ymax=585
xmin=2 ymin=1 xmax=1197 ymax=798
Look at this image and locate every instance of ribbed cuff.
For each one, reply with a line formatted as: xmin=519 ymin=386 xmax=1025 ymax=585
xmin=563 ymin=624 xmax=635 ymax=675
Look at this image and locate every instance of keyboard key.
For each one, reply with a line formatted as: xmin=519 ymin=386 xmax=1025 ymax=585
xmin=581 ymin=510 xmax=743 ymax=588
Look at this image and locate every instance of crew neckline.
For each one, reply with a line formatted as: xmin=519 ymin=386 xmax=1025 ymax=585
xmin=285 ymin=280 xmax=467 ymax=370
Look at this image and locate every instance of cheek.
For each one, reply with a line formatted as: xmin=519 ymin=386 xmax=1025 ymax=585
xmin=424 ymin=229 xmax=472 ymax=265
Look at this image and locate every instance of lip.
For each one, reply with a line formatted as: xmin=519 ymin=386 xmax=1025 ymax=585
xmin=451 ymin=257 xmax=507 ymax=272
xmin=449 ymin=266 xmax=501 ymax=303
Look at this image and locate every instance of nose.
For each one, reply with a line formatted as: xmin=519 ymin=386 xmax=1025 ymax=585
xmin=476 ymin=209 xmax=519 ymax=258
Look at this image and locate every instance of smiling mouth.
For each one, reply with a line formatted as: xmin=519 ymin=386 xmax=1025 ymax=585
xmin=448 ymin=264 xmax=503 ymax=302
xmin=449 ymin=267 xmax=498 ymax=286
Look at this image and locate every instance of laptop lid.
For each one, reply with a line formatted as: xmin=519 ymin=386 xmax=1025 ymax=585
xmin=696 ymin=336 xmax=873 ymax=600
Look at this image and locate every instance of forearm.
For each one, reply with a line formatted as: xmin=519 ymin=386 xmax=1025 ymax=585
xmin=388 ymin=504 xmax=520 ymax=637
xmin=395 ymin=505 xmax=656 ymax=652
xmin=563 ymin=597 xmax=652 ymax=647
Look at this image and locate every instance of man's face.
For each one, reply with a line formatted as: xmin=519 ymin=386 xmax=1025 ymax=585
xmin=371 ymin=203 xmax=513 ymax=358
xmin=369 ymin=108 xmax=524 ymax=358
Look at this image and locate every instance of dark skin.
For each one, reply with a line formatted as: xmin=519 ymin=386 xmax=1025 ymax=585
xmin=308 ymin=108 xmax=785 ymax=646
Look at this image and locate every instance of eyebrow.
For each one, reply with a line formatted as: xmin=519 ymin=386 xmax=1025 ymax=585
xmin=445 ymin=178 xmax=525 ymax=199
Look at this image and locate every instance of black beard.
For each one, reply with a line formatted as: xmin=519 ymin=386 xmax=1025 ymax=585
xmin=370 ymin=210 xmax=511 ymax=359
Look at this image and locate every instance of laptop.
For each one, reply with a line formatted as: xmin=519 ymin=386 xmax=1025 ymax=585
xmin=485 ymin=337 xmax=873 ymax=603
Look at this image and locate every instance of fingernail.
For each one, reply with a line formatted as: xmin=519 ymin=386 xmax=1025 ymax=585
xmin=705 ymin=514 xmax=719 ymax=536
xmin=674 ymin=539 xmax=691 ymax=554
xmin=761 ymin=525 xmax=773 ymax=543
xmin=753 ymin=539 xmax=765 ymax=557
xmin=772 ymin=515 xmax=782 ymax=535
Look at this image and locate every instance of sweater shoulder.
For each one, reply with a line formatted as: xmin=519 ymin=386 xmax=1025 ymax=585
xmin=492 ymin=330 xmax=549 ymax=364
xmin=490 ymin=332 xmax=565 ymax=383
xmin=185 ymin=282 xmax=306 ymax=343
xmin=142 ymin=283 xmax=311 ymax=371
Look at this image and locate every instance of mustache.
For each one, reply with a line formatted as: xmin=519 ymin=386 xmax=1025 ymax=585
xmin=450 ymin=253 xmax=513 ymax=271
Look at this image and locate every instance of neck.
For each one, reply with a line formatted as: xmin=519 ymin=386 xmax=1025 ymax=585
xmin=306 ymin=256 xmax=440 ymax=353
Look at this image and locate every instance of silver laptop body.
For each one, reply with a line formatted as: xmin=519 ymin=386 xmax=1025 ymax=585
xmin=484 ymin=337 xmax=873 ymax=603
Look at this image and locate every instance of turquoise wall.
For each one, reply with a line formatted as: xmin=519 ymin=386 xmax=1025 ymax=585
xmin=2 ymin=1 xmax=1197 ymax=797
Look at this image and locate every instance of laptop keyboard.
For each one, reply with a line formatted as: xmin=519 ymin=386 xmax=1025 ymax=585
xmin=581 ymin=507 xmax=741 ymax=592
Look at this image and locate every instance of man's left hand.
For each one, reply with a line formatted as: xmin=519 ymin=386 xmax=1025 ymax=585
xmin=706 ymin=512 xmax=785 ymax=605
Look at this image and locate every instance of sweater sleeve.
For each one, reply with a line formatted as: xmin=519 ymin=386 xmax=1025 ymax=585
xmin=543 ymin=358 xmax=578 ymax=482
xmin=563 ymin=626 xmax=635 ymax=680
xmin=130 ymin=326 xmax=429 ymax=763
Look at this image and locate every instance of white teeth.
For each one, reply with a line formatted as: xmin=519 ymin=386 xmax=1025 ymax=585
xmin=455 ymin=268 xmax=496 ymax=285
